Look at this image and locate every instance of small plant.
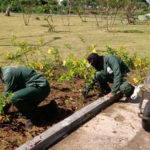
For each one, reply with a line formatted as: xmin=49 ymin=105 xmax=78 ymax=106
xmin=0 ymin=92 xmax=13 ymax=122
xmin=58 ymin=52 xmax=95 ymax=83
xmin=77 ymin=34 xmax=86 ymax=44
xmin=7 ymin=37 xmax=37 ymax=66
xmin=64 ymin=43 xmax=72 ymax=50
xmin=64 ymin=97 xmax=73 ymax=105
xmin=6 ymin=37 xmax=62 ymax=81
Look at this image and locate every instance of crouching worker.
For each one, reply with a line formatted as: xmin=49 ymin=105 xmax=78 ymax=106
xmin=82 ymin=53 xmax=134 ymax=100
xmin=0 ymin=66 xmax=56 ymax=126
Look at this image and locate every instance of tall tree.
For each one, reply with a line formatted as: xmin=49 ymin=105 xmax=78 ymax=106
xmin=19 ymin=0 xmax=36 ymax=26
xmin=122 ymin=0 xmax=145 ymax=24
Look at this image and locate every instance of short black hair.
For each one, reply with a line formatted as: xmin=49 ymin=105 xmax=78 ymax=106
xmin=87 ymin=53 xmax=100 ymax=63
xmin=87 ymin=53 xmax=103 ymax=71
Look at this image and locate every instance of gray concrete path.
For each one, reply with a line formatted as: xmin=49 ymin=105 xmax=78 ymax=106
xmin=50 ymin=98 xmax=150 ymax=150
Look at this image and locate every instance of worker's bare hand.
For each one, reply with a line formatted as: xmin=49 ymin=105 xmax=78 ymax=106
xmin=105 ymin=93 xmax=113 ymax=98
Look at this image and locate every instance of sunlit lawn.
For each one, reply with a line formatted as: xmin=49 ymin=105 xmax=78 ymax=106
xmin=0 ymin=13 xmax=150 ymax=64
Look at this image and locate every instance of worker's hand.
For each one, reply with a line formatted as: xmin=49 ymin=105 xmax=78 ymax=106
xmin=82 ymin=89 xmax=88 ymax=99
xmin=105 ymin=93 xmax=113 ymax=98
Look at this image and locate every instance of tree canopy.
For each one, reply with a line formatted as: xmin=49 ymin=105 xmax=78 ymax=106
xmin=0 ymin=0 xmax=148 ymax=13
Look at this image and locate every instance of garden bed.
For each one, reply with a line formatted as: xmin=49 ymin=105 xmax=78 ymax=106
xmin=0 ymin=79 xmax=99 ymax=150
xmin=1 ymin=38 xmax=149 ymax=150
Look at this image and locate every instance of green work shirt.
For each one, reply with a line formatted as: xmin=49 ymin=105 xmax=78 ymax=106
xmin=103 ymin=55 xmax=130 ymax=95
xmin=1 ymin=66 xmax=49 ymax=94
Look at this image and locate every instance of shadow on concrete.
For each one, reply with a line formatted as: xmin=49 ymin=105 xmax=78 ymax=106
xmin=117 ymin=96 xmax=141 ymax=105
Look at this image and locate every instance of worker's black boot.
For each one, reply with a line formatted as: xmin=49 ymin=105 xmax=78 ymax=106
xmin=112 ymin=92 xmax=124 ymax=101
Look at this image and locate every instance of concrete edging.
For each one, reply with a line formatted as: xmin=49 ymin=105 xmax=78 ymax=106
xmin=17 ymin=96 xmax=115 ymax=150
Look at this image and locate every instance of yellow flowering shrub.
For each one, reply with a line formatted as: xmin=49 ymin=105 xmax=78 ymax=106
xmin=35 ymin=62 xmax=43 ymax=70
xmin=6 ymin=52 xmax=10 ymax=57
xmin=48 ymin=49 xmax=52 ymax=54
xmin=58 ymin=52 xmax=95 ymax=83
xmin=133 ymin=78 xmax=138 ymax=84
xmin=6 ymin=36 xmax=150 ymax=86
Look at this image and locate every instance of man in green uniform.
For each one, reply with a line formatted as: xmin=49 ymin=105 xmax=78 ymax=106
xmin=0 ymin=66 xmax=55 ymax=125
xmin=82 ymin=53 xmax=134 ymax=99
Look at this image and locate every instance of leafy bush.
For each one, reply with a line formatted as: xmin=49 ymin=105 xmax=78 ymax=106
xmin=0 ymin=92 xmax=13 ymax=122
xmin=0 ymin=92 xmax=13 ymax=114
xmin=58 ymin=44 xmax=99 ymax=82
xmin=58 ymin=53 xmax=95 ymax=82
xmin=6 ymin=36 xmax=62 ymax=81
xmin=6 ymin=37 xmax=150 ymax=86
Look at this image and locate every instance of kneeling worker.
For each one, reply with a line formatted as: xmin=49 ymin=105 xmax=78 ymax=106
xmin=82 ymin=53 xmax=134 ymax=99
xmin=0 ymin=66 xmax=54 ymax=125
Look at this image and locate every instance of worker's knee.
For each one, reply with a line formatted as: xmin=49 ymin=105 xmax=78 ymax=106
xmin=95 ymin=71 xmax=106 ymax=80
xmin=120 ymin=81 xmax=134 ymax=95
xmin=11 ymin=94 xmax=22 ymax=105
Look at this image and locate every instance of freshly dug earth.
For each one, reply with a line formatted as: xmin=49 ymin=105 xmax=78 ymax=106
xmin=0 ymin=79 xmax=100 ymax=150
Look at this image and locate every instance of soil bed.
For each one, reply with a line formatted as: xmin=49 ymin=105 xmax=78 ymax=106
xmin=0 ymin=79 xmax=99 ymax=150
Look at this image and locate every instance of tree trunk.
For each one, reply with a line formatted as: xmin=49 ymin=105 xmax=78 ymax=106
xmin=5 ymin=5 xmax=11 ymax=16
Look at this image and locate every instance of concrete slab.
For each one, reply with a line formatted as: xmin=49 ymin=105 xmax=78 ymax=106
xmin=50 ymin=98 xmax=150 ymax=150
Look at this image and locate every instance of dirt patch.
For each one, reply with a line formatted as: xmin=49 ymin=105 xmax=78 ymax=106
xmin=0 ymin=79 xmax=100 ymax=150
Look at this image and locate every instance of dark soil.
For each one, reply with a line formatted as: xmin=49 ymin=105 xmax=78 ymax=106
xmin=0 ymin=79 xmax=100 ymax=150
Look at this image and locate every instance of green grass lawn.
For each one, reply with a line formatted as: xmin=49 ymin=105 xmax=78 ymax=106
xmin=0 ymin=13 xmax=150 ymax=64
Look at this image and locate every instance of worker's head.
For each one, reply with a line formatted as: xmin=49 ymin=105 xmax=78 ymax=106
xmin=87 ymin=53 xmax=104 ymax=71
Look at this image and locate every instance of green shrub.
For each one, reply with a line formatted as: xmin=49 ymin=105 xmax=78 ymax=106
xmin=6 ymin=37 xmax=150 ymax=86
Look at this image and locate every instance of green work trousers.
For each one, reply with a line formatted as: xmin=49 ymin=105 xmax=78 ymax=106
xmin=10 ymin=85 xmax=50 ymax=120
xmin=95 ymin=70 xmax=133 ymax=96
